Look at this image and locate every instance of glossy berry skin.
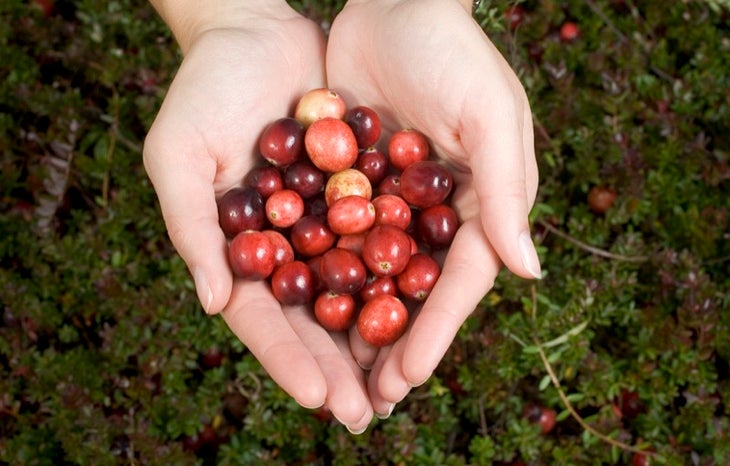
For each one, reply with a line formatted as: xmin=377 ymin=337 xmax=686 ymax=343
xmin=416 ymin=204 xmax=459 ymax=249
xmin=259 ymin=117 xmax=304 ymax=167
xmin=270 ymin=260 xmax=316 ymax=306
xmin=294 ymin=88 xmax=347 ymax=127
xmin=387 ymin=129 xmax=430 ymax=171
xmin=290 ymin=215 xmax=336 ymax=257
xmin=244 ymin=166 xmax=284 ymax=199
xmin=228 ymin=230 xmax=275 ymax=280
xmin=262 ymin=230 xmax=295 ymax=266
xmin=327 ymin=195 xmax=376 ymax=235
xmin=217 ymin=187 xmax=266 ymax=237
xmin=319 ymin=248 xmax=367 ymax=295
xmin=360 ymin=275 xmax=397 ymax=302
xmin=362 ymin=225 xmax=413 ymax=277
xmin=265 ymin=189 xmax=304 ymax=228
xmin=324 ymin=168 xmax=373 ymax=207
xmin=283 ymin=160 xmax=325 ymax=199
xmin=304 ymin=117 xmax=359 ymax=173
xmin=336 ymin=232 xmax=367 ymax=255
xmin=560 ymin=21 xmax=580 ymax=42
xmin=372 ymin=194 xmax=411 ymax=230
xmin=354 ymin=146 xmax=389 ymax=186
xmin=396 ymin=253 xmax=441 ymax=301
xmin=400 ymin=160 xmax=453 ymax=209
xmin=377 ymin=174 xmax=402 ymax=197
xmin=345 ymin=105 xmax=382 ymax=148
xmin=356 ymin=294 xmax=408 ymax=347
xmin=314 ymin=291 xmax=356 ymax=332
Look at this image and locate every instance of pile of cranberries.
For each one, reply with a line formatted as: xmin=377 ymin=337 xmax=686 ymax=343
xmin=217 ymin=88 xmax=460 ymax=347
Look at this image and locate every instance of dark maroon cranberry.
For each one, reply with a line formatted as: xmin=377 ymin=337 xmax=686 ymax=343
xmin=217 ymin=187 xmax=266 ymax=237
xmin=283 ymin=160 xmax=325 ymax=199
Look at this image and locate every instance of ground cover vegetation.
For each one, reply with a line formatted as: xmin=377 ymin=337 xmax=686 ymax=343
xmin=1 ymin=0 xmax=729 ymax=464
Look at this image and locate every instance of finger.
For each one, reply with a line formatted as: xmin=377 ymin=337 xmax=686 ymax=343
xmin=283 ymin=305 xmax=373 ymax=432
xmin=221 ymin=280 xmax=327 ymax=409
xmin=366 ymin=344 xmax=403 ymax=418
xmin=461 ymin=43 xmax=541 ymax=280
xmin=348 ymin=322 xmax=379 ymax=370
xmin=400 ymin=218 xmax=502 ymax=386
xmin=143 ymin=131 xmax=233 ymax=315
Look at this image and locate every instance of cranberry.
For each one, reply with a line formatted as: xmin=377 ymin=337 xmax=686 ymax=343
xmin=356 ymin=295 xmax=408 ymax=347
xmin=560 ymin=21 xmax=580 ymax=42
xmin=244 ymin=165 xmax=284 ymax=199
xmin=262 ymin=230 xmax=295 ymax=267
xmin=354 ymin=146 xmax=389 ymax=186
xmin=290 ymin=215 xmax=336 ymax=257
xmin=396 ymin=253 xmax=441 ymax=301
xmin=324 ymin=168 xmax=372 ymax=207
xmin=504 ymin=4 xmax=526 ymax=30
xmin=228 ymin=230 xmax=276 ymax=280
xmin=587 ymin=186 xmax=617 ymax=214
xmin=416 ymin=204 xmax=459 ymax=249
xmin=265 ymin=189 xmax=304 ymax=228
xmin=294 ymin=88 xmax=347 ymax=127
xmin=360 ymin=275 xmax=397 ymax=302
xmin=387 ymin=129 xmax=430 ymax=171
xmin=283 ymin=160 xmax=325 ymax=199
xmin=372 ymin=194 xmax=411 ymax=230
xmin=400 ymin=160 xmax=453 ymax=209
xmin=524 ymin=404 xmax=557 ymax=435
xmin=259 ymin=117 xmax=304 ymax=167
xmin=326 ymin=195 xmax=376 ymax=235
xmin=362 ymin=225 xmax=413 ymax=277
xmin=314 ymin=291 xmax=356 ymax=332
xmin=336 ymin=232 xmax=367 ymax=256
xmin=304 ymin=117 xmax=359 ymax=173
xmin=345 ymin=105 xmax=382 ymax=148
xmin=319 ymin=248 xmax=367 ymax=295
xmin=377 ymin=174 xmax=402 ymax=197
xmin=270 ymin=260 xmax=316 ymax=306
xmin=217 ymin=187 xmax=266 ymax=237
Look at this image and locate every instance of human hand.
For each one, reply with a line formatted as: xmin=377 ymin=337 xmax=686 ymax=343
xmin=143 ymin=1 xmax=373 ymax=432
xmin=326 ymin=0 xmax=540 ymax=416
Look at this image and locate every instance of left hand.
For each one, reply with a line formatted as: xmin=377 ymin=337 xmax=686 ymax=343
xmin=326 ymin=0 xmax=540 ymax=416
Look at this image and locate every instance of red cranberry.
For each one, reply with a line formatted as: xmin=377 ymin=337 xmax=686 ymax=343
xmin=217 ymin=187 xmax=266 ymax=237
xmin=270 ymin=260 xmax=316 ymax=306
xmin=345 ymin=105 xmax=382 ymax=149
xmin=356 ymin=295 xmax=408 ymax=347
xmin=387 ymin=129 xmax=430 ymax=171
xmin=259 ymin=117 xmax=304 ymax=167
xmin=314 ymin=291 xmax=356 ymax=332
xmin=319 ymin=248 xmax=367 ymax=295
xmin=362 ymin=225 xmax=413 ymax=277
xmin=228 ymin=230 xmax=275 ymax=280
xmin=396 ymin=253 xmax=441 ymax=301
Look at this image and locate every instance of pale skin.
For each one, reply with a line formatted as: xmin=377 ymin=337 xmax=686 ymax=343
xmin=143 ymin=0 xmax=539 ymax=434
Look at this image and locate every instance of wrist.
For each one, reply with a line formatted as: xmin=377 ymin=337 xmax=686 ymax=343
xmin=150 ymin=0 xmax=295 ymax=54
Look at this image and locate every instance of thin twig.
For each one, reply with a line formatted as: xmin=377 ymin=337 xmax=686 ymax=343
xmin=538 ymin=220 xmax=650 ymax=263
xmin=529 ymin=285 xmax=660 ymax=459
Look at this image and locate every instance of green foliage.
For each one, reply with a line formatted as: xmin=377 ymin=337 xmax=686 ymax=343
xmin=1 ymin=0 xmax=729 ymax=464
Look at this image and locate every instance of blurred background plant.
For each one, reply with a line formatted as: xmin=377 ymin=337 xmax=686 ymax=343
xmin=1 ymin=0 xmax=728 ymax=464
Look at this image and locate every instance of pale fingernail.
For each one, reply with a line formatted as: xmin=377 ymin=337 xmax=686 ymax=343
xmin=193 ymin=267 xmax=213 ymax=314
xmin=519 ymin=231 xmax=542 ymax=279
xmin=347 ymin=424 xmax=367 ymax=435
xmin=375 ymin=403 xmax=395 ymax=420
xmin=409 ymin=375 xmax=430 ymax=388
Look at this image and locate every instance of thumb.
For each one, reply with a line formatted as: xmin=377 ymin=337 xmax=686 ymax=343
xmin=462 ymin=85 xmax=541 ymax=280
xmin=143 ymin=138 xmax=233 ymax=315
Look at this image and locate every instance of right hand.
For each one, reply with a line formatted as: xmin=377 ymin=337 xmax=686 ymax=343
xmin=143 ymin=2 xmax=374 ymax=433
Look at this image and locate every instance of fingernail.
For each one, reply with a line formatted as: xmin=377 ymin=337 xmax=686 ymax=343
xmin=519 ymin=231 xmax=542 ymax=279
xmin=409 ymin=375 xmax=430 ymax=388
xmin=193 ymin=267 xmax=213 ymax=314
xmin=375 ymin=403 xmax=395 ymax=420
xmin=346 ymin=424 xmax=367 ymax=435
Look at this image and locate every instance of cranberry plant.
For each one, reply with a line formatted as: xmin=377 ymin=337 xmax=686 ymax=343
xmin=1 ymin=0 xmax=729 ymax=465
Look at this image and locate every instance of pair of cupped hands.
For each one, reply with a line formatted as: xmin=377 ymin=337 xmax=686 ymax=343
xmin=143 ymin=0 xmax=540 ymax=434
